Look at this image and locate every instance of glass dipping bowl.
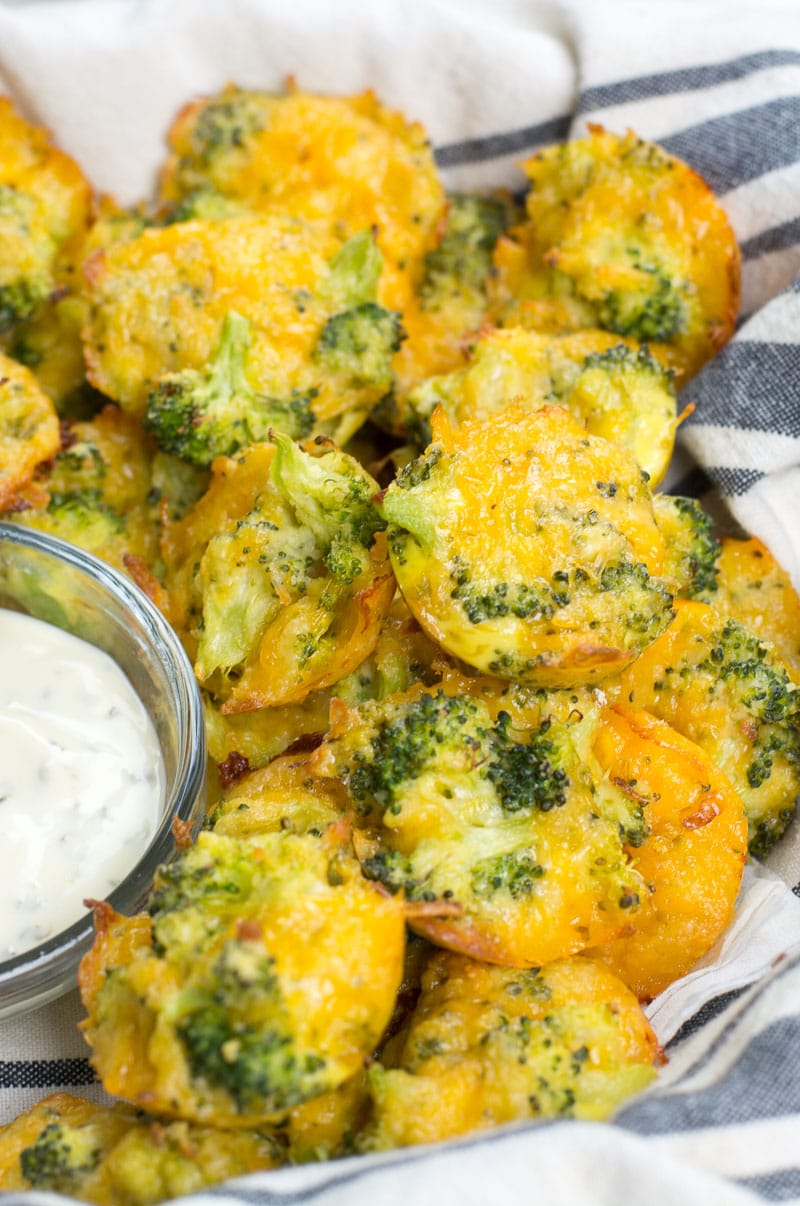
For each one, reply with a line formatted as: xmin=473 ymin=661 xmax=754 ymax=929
xmin=0 ymin=523 xmax=206 ymax=1019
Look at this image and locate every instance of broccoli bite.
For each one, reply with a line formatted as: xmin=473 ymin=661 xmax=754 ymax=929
xmin=0 ymin=97 xmax=92 ymax=336
xmin=0 ymin=351 xmax=60 ymax=509
xmin=380 ymin=402 xmax=673 ymax=687
xmin=8 ymin=403 xmax=161 ymax=573
xmin=158 ymin=85 xmax=446 ymax=312
xmin=161 ymin=436 xmax=393 ymax=711
xmin=490 ymin=127 xmax=740 ymax=379
xmin=310 ymin=684 xmax=648 ymax=966
xmin=84 ymin=216 xmax=402 ymax=447
xmin=360 ymin=952 xmax=659 ymax=1149
xmin=79 ymin=828 xmax=406 ymax=1127
xmin=0 ymin=1093 xmax=283 ymax=1204
xmin=653 ymin=494 xmax=721 ymax=598
xmin=587 ymin=704 xmax=746 ymax=1000
xmin=405 ymin=327 xmax=678 ymax=482
xmin=609 ymin=599 xmax=800 ymax=857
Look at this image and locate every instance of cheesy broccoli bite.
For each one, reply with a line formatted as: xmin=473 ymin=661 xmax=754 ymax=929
xmin=0 ymin=352 xmax=60 ymax=509
xmin=0 ymin=97 xmax=91 ymax=335
xmin=381 ymin=403 xmax=673 ymax=686
xmin=310 ymin=684 xmax=648 ymax=966
xmin=361 ymin=952 xmax=659 ymax=1149
xmin=157 ymin=85 xmax=445 ymax=313
xmin=161 ymin=435 xmax=394 ymax=712
xmin=0 ymin=1093 xmax=283 ymax=1204
xmin=7 ymin=403 xmax=161 ymax=573
xmin=491 ymin=127 xmax=740 ymax=379
xmin=83 ymin=216 xmax=404 ymax=453
xmin=79 ymin=827 xmax=406 ymax=1128
xmin=608 ymin=599 xmax=800 ymax=857
xmin=404 ymin=328 xmax=678 ymax=483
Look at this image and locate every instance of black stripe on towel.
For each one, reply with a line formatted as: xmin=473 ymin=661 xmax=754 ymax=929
xmin=578 ymin=48 xmax=800 ymax=113
xmin=434 ymin=113 xmax=571 ymax=167
xmin=0 ymin=1057 xmax=97 ymax=1089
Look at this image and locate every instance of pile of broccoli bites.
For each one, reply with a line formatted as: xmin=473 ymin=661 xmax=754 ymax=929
xmin=3 ymin=80 xmax=799 ymax=1206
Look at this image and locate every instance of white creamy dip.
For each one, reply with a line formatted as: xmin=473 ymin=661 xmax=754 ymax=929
xmin=0 ymin=609 xmax=165 ymax=960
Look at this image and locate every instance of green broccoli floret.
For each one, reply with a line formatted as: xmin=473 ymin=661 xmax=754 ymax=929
xmin=703 ymin=620 xmax=800 ymax=812
xmin=176 ymin=939 xmax=328 ymax=1114
xmin=347 ymin=691 xmax=487 ymax=817
xmin=20 ymin=1123 xmax=101 ymax=1193
xmin=321 ymin=230 xmax=385 ymax=308
xmin=315 ymin=302 xmax=405 ymax=393
xmin=164 ymin=186 xmax=247 ymax=224
xmin=581 ymin=340 xmax=671 ymax=381
xmin=340 ymin=691 xmax=572 ymax=824
xmin=0 ymin=277 xmax=48 ymax=333
xmin=144 ymin=310 xmax=316 ymax=464
xmin=487 ymin=712 xmax=569 ymax=812
xmin=191 ymin=91 xmax=266 ymax=167
xmin=653 ymin=494 xmax=721 ymax=598
xmin=595 ymin=260 xmax=686 ymax=343
xmin=470 ymin=850 xmax=545 ymax=900
xmin=269 ymin=430 xmax=387 ymax=583
xmin=420 ymin=193 xmax=511 ymax=310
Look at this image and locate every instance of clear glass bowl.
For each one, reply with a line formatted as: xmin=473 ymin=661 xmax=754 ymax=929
xmin=0 ymin=523 xmax=206 ymax=1018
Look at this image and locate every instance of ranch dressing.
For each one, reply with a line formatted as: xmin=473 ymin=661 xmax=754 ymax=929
xmin=0 ymin=609 xmax=164 ymax=960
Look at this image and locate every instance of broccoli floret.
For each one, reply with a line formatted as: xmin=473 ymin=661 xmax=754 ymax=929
xmin=595 ymin=261 xmax=686 ymax=343
xmin=0 ymin=277 xmax=48 ymax=333
xmin=20 ymin=1123 xmax=101 ymax=1193
xmin=315 ymin=302 xmax=405 ymax=393
xmin=654 ymin=494 xmax=721 ymax=598
xmin=269 ymin=430 xmax=387 ymax=583
xmin=702 ymin=620 xmax=800 ymax=816
xmin=420 ymin=193 xmax=510 ymax=310
xmin=471 ymin=850 xmax=545 ymax=899
xmin=176 ymin=938 xmax=328 ymax=1114
xmin=581 ymin=340 xmax=671 ymax=380
xmin=144 ymin=310 xmax=316 ymax=464
xmin=348 ymin=691 xmax=487 ymax=817
xmin=191 ymin=91 xmax=266 ymax=167
xmin=321 ymin=230 xmax=385 ymax=308
xmin=164 ymin=186 xmax=246 ymax=224
xmin=487 ymin=712 xmax=570 ymax=812
xmin=338 ymin=691 xmax=571 ymax=823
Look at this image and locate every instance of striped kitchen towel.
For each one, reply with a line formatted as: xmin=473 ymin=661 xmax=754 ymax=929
xmin=2 ymin=1 xmax=800 ymax=1202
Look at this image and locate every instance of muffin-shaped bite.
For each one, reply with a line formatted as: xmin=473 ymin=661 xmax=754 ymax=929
xmin=0 ymin=97 xmax=91 ymax=335
xmin=160 ymin=436 xmax=394 ymax=712
xmin=0 ymin=1093 xmax=283 ymax=1203
xmin=608 ymin=599 xmax=800 ymax=857
xmin=406 ymin=328 xmax=678 ymax=484
xmin=310 ymin=685 xmax=648 ymax=966
xmin=491 ymin=127 xmax=740 ymax=380
xmin=381 ymin=403 xmax=673 ymax=686
xmin=158 ymin=85 xmax=445 ymax=313
xmin=83 ymin=217 xmax=403 ymax=448
xmin=586 ymin=705 xmax=747 ymax=1000
xmin=79 ymin=829 xmax=406 ymax=1127
xmin=362 ymin=953 xmax=660 ymax=1149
